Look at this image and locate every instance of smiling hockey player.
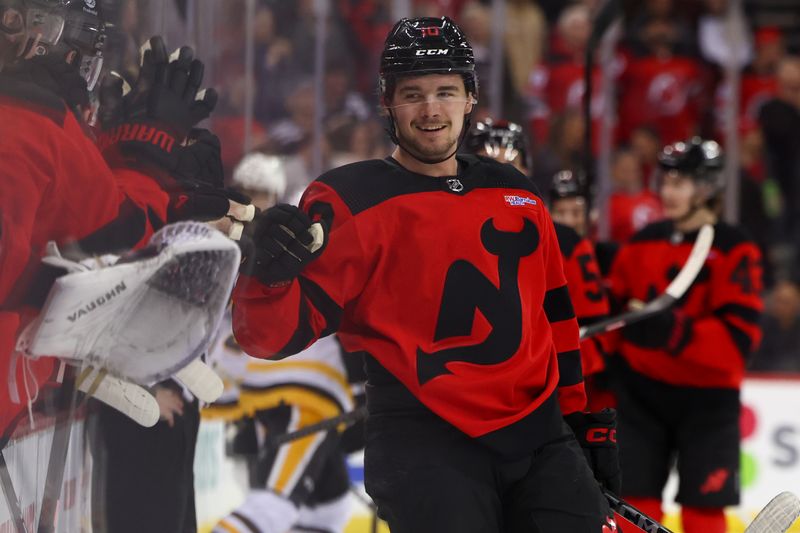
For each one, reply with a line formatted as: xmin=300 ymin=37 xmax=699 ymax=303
xmin=609 ymin=137 xmax=763 ymax=533
xmin=233 ymin=17 xmax=619 ymax=532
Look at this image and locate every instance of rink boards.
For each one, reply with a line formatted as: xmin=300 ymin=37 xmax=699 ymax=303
xmin=1 ymin=375 xmax=799 ymax=532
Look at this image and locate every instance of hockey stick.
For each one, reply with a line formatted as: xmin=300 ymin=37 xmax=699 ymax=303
xmin=580 ymin=224 xmax=714 ymax=340
xmin=582 ymin=0 xmax=622 ymax=210
xmin=37 ymin=364 xmax=79 ymax=532
xmin=604 ymin=490 xmax=673 ymax=533
xmin=265 ymin=406 xmax=367 ymax=448
xmin=0 ymin=451 xmax=27 ymax=533
xmin=744 ymin=491 xmax=800 ymax=533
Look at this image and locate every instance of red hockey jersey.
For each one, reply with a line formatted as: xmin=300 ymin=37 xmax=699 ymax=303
xmin=555 ymin=223 xmax=609 ymax=376
xmin=608 ymin=220 xmax=763 ymax=389
xmin=233 ymin=156 xmax=585 ymax=458
xmin=0 ymin=77 xmax=168 ymax=434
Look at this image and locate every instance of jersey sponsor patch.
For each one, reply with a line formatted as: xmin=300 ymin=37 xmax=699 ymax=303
xmin=504 ymin=195 xmax=537 ymax=207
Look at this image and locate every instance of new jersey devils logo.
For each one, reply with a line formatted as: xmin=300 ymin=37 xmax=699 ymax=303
xmin=416 ymin=218 xmax=539 ymax=385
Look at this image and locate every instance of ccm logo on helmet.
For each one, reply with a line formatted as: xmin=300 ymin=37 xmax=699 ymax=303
xmin=416 ymin=49 xmax=450 ymax=56
xmin=587 ymin=428 xmax=617 ymax=444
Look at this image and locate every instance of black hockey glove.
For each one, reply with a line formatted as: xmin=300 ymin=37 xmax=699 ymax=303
xmin=240 ymin=204 xmax=327 ymax=285
xmin=96 ymin=37 xmax=218 ymax=172
xmin=622 ymin=306 xmax=693 ymax=355
xmin=165 ymin=129 xmax=252 ymax=222
xmin=565 ymin=409 xmax=622 ymax=495
xmin=4 ymin=54 xmax=89 ymax=109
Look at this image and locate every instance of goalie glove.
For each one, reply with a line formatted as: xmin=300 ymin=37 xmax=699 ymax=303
xmin=240 ymin=204 xmax=327 ymax=285
xmin=565 ymin=409 xmax=622 ymax=495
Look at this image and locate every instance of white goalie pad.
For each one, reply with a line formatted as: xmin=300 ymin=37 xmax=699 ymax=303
xmin=21 ymin=222 xmax=241 ymax=386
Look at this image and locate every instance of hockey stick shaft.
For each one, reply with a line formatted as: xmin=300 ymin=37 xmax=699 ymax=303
xmin=267 ymin=406 xmax=367 ymax=448
xmin=37 ymin=365 xmax=79 ymax=532
xmin=583 ymin=0 xmax=621 ymax=210
xmin=603 ymin=490 xmax=674 ymax=533
xmin=580 ymin=224 xmax=714 ymax=340
xmin=0 ymin=451 xmax=27 ymax=533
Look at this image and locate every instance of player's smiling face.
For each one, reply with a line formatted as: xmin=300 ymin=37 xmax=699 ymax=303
xmin=388 ymin=73 xmax=474 ymax=161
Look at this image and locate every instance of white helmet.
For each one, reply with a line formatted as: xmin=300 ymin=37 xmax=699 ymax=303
xmin=232 ymin=152 xmax=289 ymax=197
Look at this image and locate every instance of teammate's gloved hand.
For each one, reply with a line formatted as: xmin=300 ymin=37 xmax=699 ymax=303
xmin=4 ymin=54 xmax=89 ymax=109
xmin=96 ymin=36 xmax=218 ymax=172
xmin=240 ymin=204 xmax=327 ymax=285
xmin=565 ymin=409 xmax=621 ymax=495
xmin=164 ymin=129 xmax=253 ymax=223
xmin=622 ymin=306 xmax=693 ymax=354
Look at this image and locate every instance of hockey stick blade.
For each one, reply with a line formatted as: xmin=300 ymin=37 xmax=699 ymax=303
xmin=745 ymin=492 xmax=800 ymax=533
xmin=580 ymin=224 xmax=714 ymax=339
xmin=604 ymin=490 xmax=674 ymax=533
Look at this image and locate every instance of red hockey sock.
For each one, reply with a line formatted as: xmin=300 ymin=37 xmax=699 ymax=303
xmin=620 ymin=497 xmax=663 ymax=526
xmin=681 ymin=506 xmax=725 ymax=533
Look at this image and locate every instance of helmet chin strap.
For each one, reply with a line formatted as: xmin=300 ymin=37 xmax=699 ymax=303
xmin=386 ymin=107 xmax=473 ymax=167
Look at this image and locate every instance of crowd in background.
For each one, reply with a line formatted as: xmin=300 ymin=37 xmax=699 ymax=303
xmin=102 ymin=0 xmax=800 ymax=371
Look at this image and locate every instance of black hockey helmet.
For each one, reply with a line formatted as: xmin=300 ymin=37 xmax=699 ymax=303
xmin=55 ymin=0 xmax=105 ymax=90
xmin=549 ymin=169 xmax=586 ymax=202
xmin=0 ymin=0 xmax=67 ymax=59
xmin=465 ymin=118 xmax=530 ymax=170
xmin=379 ymin=16 xmax=477 ymax=102
xmin=658 ymin=136 xmax=724 ymax=191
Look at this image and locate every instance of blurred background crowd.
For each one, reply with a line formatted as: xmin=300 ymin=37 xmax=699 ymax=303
xmin=99 ymin=0 xmax=800 ymax=373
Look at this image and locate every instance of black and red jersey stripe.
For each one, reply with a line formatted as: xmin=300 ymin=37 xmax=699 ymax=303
xmin=555 ymin=223 xmax=610 ymax=377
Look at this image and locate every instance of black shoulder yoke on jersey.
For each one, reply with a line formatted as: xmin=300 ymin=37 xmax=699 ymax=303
xmin=315 ymin=154 xmax=540 ymax=216
xmin=630 ymin=219 xmax=755 ymax=253
xmin=554 ymin=222 xmax=581 ymax=259
xmin=0 ymin=75 xmax=67 ymax=126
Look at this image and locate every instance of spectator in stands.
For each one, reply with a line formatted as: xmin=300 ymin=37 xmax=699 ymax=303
xmin=329 ymin=118 xmax=391 ymax=168
xmin=459 ymin=1 xmax=520 ymax=118
xmin=625 ymin=0 xmax=695 ymax=56
xmin=617 ymin=15 xmax=711 ymax=144
xmin=531 ymin=109 xmax=585 ymax=197
xmin=758 ymin=56 xmax=800 ymax=248
xmin=740 ymin=28 xmax=784 ymax=123
xmin=338 ymin=0 xmax=394 ymax=94
xmin=697 ymin=0 xmax=752 ymax=70
xmin=324 ymin=59 xmax=371 ymax=131
xmin=252 ymin=3 xmax=296 ymax=123
xmin=526 ymin=3 xmax=612 ymax=152
xmin=608 ymin=149 xmax=663 ymax=242
xmin=288 ymin=0 xmax=353 ymax=79
xmin=629 ymin=125 xmax=663 ymax=190
xmin=505 ymin=0 xmax=547 ymax=101
xmin=751 ymin=279 xmax=800 ymax=372
xmin=212 ymin=76 xmax=269 ymax=181
xmin=738 ymin=121 xmax=775 ymax=286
